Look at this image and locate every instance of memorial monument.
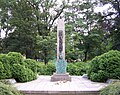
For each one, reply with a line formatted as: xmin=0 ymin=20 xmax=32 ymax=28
xmin=51 ymin=17 xmax=71 ymax=81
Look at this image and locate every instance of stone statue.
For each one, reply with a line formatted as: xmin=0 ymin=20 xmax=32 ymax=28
xmin=51 ymin=17 xmax=71 ymax=81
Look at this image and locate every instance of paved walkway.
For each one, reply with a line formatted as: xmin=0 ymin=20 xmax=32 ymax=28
xmin=14 ymin=76 xmax=108 ymax=95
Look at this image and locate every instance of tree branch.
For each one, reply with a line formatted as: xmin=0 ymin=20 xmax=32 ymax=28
xmin=48 ymin=5 xmax=66 ymax=30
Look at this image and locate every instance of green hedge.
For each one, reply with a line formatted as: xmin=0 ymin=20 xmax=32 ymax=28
xmin=24 ymin=59 xmax=38 ymax=73
xmin=13 ymin=64 xmax=37 ymax=82
xmin=7 ymin=52 xmax=24 ymax=65
xmin=0 ymin=61 xmax=5 ymax=79
xmin=0 ymin=52 xmax=37 ymax=82
xmin=37 ymin=62 xmax=88 ymax=76
xmin=0 ymin=51 xmax=89 ymax=80
xmin=0 ymin=54 xmax=12 ymax=79
xmin=100 ymin=82 xmax=120 ymax=95
xmin=37 ymin=63 xmax=55 ymax=75
xmin=88 ymin=50 xmax=120 ymax=82
xmin=46 ymin=63 xmax=56 ymax=75
xmin=67 ymin=62 xmax=88 ymax=75
xmin=0 ymin=82 xmax=22 ymax=95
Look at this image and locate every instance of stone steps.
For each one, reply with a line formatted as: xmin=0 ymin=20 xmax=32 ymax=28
xmin=21 ymin=90 xmax=100 ymax=95
xmin=14 ymin=76 xmax=107 ymax=95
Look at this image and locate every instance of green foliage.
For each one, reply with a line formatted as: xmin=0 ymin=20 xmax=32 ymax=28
xmin=3 ymin=0 xmax=37 ymax=58
xmin=24 ymin=59 xmax=38 ymax=73
xmin=88 ymin=50 xmax=120 ymax=82
xmin=37 ymin=62 xmax=55 ymax=75
xmin=65 ymin=0 xmax=108 ymax=62
xmin=98 ymin=0 xmax=120 ymax=51
xmin=100 ymin=82 xmax=120 ymax=95
xmin=6 ymin=52 xmax=25 ymax=76
xmin=37 ymin=61 xmax=88 ymax=76
xmin=0 ymin=0 xmax=67 ymax=62
xmin=7 ymin=52 xmax=24 ymax=64
xmin=0 ymin=61 xmax=5 ymax=79
xmin=0 ymin=54 xmax=12 ymax=79
xmin=0 ymin=82 xmax=22 ymax=95
xmin=90 ymin=71 xmax=108 ymax=82
xmin=13 ymin=64 xmax=36 ymax=82
xmin=67 ymin=62 xmax=88 ymax=75
xmin=46 ymin=63 xmax=56 ymax=75
xmin=37 ymin=62 xmax=46 ymax=75
xmin=36 ymin=33 xmax=56 ymax=64
xmin=0 ymin=52 xmax=37 ymax=82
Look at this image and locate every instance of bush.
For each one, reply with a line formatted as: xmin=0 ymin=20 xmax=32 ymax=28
xmin=67 ymin=63 xmax=78 ymax=75
xmin=24 ymin=59 xmax=38 ymax=73
xmin=0 ymin=54 xmax=12 ymax=79
xmin=46 ymin=63 xmax=55 ymax=75
xmin=88 ymin=50 xmax=120 ymax=82
xmin=0 ymin=61 xmax=6 ymax=79
xmin=0 ymin=52 xmax=37 ymax=82
xmin=37 ymin=62 xmax=46 ymax=75
xmin=7 ymin=52 xmax=24 ymax=65
xmin=6 ymin=52 xmax=25 ymax=77
xmin=67 ymin=62 xmax=88 ymax=75
xmin=90 ymin=71 xmax=108 ymax=82
xmin=37 ymin=62 xmax=55 ymax=75
xmin=100 ymin=82 xmax=120 ymax=95
xmin=13 ymin=64 xmax=37 ymax=82
xmin=0 ymin=82 xmax=22 ymax=95
xmin=37 ymin=62 xmax=88 ymax=75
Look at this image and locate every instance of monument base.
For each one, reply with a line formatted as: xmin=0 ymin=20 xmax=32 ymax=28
xmin=51 ymin=73 xmax=71 ymax=82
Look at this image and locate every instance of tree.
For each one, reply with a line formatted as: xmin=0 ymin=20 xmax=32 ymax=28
xmin=65 ymin=0 xmax=107 ymax=61
xmin=0 ymin=0 xmax=15 ymax=38
xmin=2 ymin=0 xmax=37 ymax=58
xmin=32 ymin=0 xmax=68 ymax=64
xmin=36 ymin=32 xmax=56 ymax=64
xmin=0 ymin=0 xmax=68 ymax=64
xmin=97 ymin=0 xmax=120 ymax=50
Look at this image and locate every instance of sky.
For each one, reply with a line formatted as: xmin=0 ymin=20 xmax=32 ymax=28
xmin=57 ymin=0 xmax=112 ymax=13
xmin=94 ymin=3 xmax=113 ymax=13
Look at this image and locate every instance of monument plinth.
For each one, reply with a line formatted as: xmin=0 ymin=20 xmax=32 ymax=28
xmin=51 ymin=17 xmax=71 ymax=82
xmin=51 ymin=73 xmax=71 ymax=82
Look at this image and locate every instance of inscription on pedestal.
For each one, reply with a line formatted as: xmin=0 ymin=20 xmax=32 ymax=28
xmin=59 ymin=30 xmax=63 ymax=54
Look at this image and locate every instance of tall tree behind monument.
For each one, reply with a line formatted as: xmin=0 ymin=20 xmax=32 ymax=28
xmin=0 ymin=0 xmax=68 ymax=63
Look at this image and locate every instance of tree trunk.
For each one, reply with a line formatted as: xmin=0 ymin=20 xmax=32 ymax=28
xmin=84 ymin=51 xmax=88 ymax=62
xmin=44 ymin=50 xmax=48 ymax=65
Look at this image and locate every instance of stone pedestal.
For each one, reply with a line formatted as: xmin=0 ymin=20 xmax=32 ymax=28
xmin=51 ymin=73 xmax=71 ymax=82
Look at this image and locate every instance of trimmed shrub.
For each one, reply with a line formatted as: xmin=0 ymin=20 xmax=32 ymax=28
xmin=0 ymin=52 xmax=37 ymax=82
xmin=0 ymin=54 xmax=12 ymax=79
xmin=37 ymin=62 xmax=46 ymax=75
xmin=90 ymin=71 xmax=108 ymax=82
xmin=46 ymin=63 xmax=55 ymax=75
xmin=37 ymin=62 xmax=55 ymax=75
xmin=88 ymin=50 xmax=120 ymax=82
xmin=24 ymin=59 xmax=38 ymax=73
xmin=0 ymin=82 xmax=22 ymax=95
xmin=13 ymin=64 xmax=36 ymax=82
xmin=100 ymin=82 xmax=120 ymax=95
xmin=0 ymin=61 xmax=6 ymax=79
xmin=67 ymin=63 xmax=78 ymax=75
xmin=67 ymin=62 xmax=88 ymax=75
xmin=7 ymin=52 xmax=24 ymax=65
xmin=37 ymin=62 xmax=88 ymax=76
